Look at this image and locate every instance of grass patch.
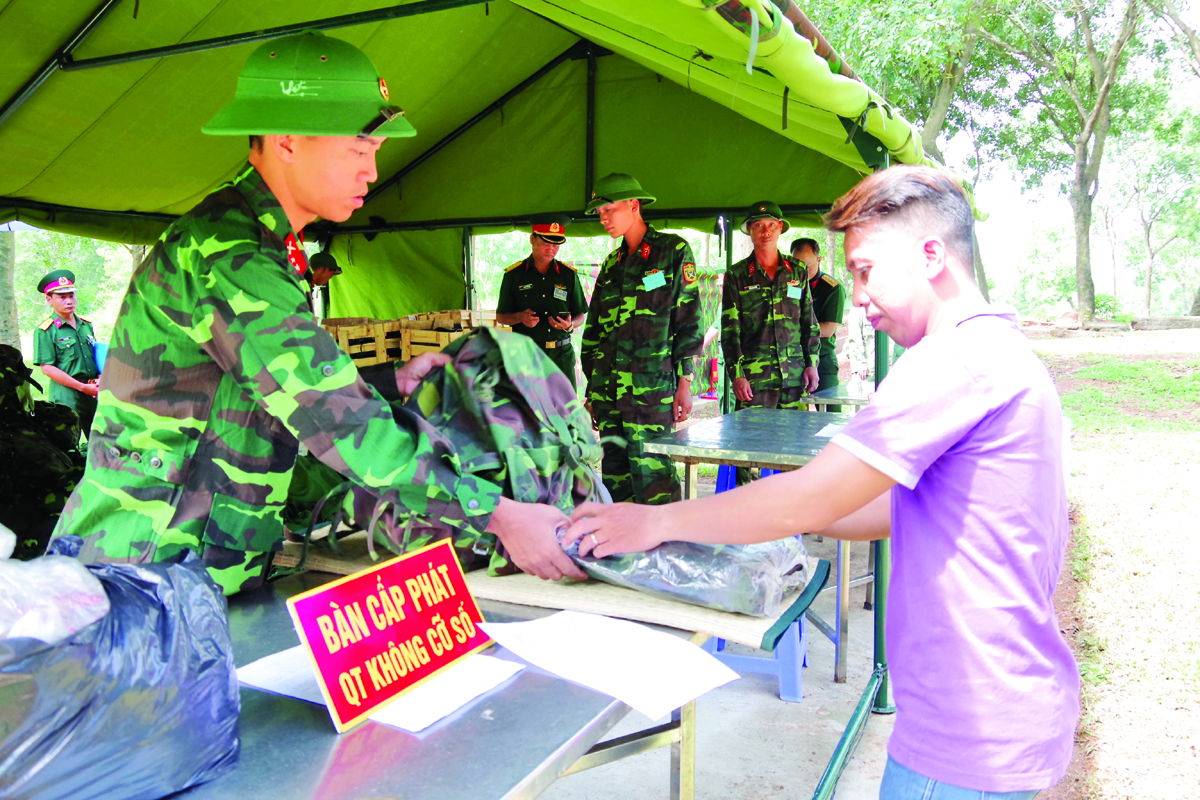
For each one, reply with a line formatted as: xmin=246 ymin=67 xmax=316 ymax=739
xmin=1047 ymin=356 xmax=1200 ymax=437
xmin=1066 ymin=503 xmax=1108 ymax=739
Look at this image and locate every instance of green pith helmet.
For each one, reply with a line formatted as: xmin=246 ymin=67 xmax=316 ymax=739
xmin=203 ymin=31 xmax=416 ymax=138
xmin=741 ymin=200 xmax=790 ymax=235
xmin=585 ymin=173 xmax=656 ymax=214
xmin=309 ymin=251 xmax=342 ymax=274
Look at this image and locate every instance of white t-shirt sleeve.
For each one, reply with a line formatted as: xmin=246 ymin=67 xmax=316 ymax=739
xmin=832 ymin=343 xmax=988 ymax=490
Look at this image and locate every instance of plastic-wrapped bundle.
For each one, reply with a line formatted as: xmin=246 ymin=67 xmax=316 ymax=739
xmin=0 ymin=537 xmax=240 ymax=800
xmin=563 ymin=534 xmax=809 ymax=617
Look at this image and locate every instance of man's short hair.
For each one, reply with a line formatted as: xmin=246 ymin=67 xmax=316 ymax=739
xmin=824 ymin=166 xmax=975 ymax=268
xmin=791 ymin=237 xmax=820 ymax=256
xmin=249 ymin=135 xmax=264 ymax=151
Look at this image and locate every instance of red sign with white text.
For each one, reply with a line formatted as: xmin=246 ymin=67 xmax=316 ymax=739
xmin=286 ymin=539 xmax=492 ymax=733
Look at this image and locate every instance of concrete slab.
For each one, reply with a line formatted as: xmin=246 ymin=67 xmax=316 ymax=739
xmin=540 ymin=479 xmax=893 ymax=800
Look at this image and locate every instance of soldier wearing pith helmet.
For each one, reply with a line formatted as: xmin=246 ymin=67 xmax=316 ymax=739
xmin=50 ymin=31 xmax=585 ymax=593
xmin=580 ymin=173 xmax=703 ymax=505
xmin=32 ymin=269 xmax=100 ymax=440
xmin=496 ymin=214 xmax=588 ymax=389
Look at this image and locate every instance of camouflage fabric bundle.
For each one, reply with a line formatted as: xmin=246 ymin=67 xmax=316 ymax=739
xmin=0 ymin=345 xmax=85 ymax=560
xmin=332 ymin=327 xmax=606 ymax=575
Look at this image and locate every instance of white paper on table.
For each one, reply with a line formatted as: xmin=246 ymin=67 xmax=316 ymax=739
xmin=236 ymin=645 xmax=523 ymax=733
xmin=814 ymin=423 xmax=845 ymax=438
xmin=480 ymin=610 xmax=738 ymax=720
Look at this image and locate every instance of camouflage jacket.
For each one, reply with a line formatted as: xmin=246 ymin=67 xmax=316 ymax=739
xmin=580 ymin=226 xmax=703 ymax=410
xmin=721 ymin=251 xmax=819 ymax=391
xmin=54 ymin=162 xmax=500 ymax=565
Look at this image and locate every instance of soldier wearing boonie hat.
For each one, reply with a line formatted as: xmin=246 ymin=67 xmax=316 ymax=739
xmin=50 ymin=31 xmax=585 ymax=594
xmin=31 ymin=269 xmax=100 ymax=440
xmin=722 ymin=200 xmax=820 ymax=485
xmin=579 ymin=173 xmax=703 ymax=505
xmin=496 ymin=214 xmax=587 ymax=389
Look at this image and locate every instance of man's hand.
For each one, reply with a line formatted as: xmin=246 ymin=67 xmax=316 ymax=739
xmin=566 ymin=501 xmax=668 ymax=558
xmin=732 ymin=377 xmax=753 ymax=403
xmin=519 ymin=309 xmax=540 ymax=328
xmin=803 ymin=366 xmax=820 ymax=393
xmin=857 ymin=366 xmax=870 ymax=380
xmin=80 ymin=380 xmax=100 ymax=398
xmin=487 ymin=498 xmax=586 ymax=581
xmin=673 ymin=378 xmax=693 ymax=424
xmin=548 ymin=314 xmax=573 ymax=331
xmin=395 ymin=351 xmax=452 ymax=396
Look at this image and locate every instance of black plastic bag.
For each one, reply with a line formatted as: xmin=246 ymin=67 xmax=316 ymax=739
xmin=0 ymin=537 xmax=240 ymax=800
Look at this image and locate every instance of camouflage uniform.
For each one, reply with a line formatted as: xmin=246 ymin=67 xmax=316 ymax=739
xmin=50 ymin=163 xmax=501 ymax=595
xmin=31 ymin=312 xmax=100 ymax=439
xmin=721 ymin=251 xmax=819 ymax=484
xmin=581 ymin=227 xmax=703 ymax=504
xmin=809 ymin=268 xmax=846 ymax=409
xmin=496 ymin=257 xmax=588 ymax=389
xmin=0 ymin=345 xmax=85 ymax=560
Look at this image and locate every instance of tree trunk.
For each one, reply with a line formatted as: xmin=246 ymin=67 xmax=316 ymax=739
xmin=921 ymin=20 xmax=980 ymax=163
xmin=972 ymin=230 xmax=991 ymax=302
xmin=1069 ymin=187 xmax=1096 ymax=320
xmin=1141 ymin=221 xmax=1156 ymax=317
xmin=0 ymin=231 xmax=17 ymax=348
xmin=1189 ymin=285 xmax=1200 ymax=316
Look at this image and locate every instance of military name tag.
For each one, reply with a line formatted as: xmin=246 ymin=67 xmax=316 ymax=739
xmin=786 ymin=285 xmax=803 ymax=300
xmin=553 ymin=287 xmax=568 ymax=301
xmin=642 ymin=271 xmax=666 ymax=290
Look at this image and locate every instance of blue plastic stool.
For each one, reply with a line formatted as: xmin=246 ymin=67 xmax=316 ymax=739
xmin=716 ymin=465 xmax=779 ymax=489
xmin=702 ymin=617 xmax=809 ymax=702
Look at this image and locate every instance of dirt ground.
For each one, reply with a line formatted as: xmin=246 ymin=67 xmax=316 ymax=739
xmin=1029 ymin=329 xmax=1200 ymax=800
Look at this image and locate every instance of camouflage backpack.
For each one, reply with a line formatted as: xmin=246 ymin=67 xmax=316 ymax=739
xmin=288 ymin=328 xmax=606 ymax=575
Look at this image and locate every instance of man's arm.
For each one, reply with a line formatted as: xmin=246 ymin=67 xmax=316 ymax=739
xmin=819 ymin=321 xmax=839 ymax=338
xmin=566 ymin=443 xmax=895 ymax=555
xmin=721 ymin=265 xmax=753 ymax=402
xmin=579 ymin=253 xmax=614 ymax=387
xmin=40 ymin=364 xmax=99 ymax=397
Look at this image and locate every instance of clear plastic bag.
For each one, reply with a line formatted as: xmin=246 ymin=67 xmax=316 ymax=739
xmin=0 ymin=551 xmax=110 ymax=645
xmin=563 ymin=534 xmax=809 ymax=617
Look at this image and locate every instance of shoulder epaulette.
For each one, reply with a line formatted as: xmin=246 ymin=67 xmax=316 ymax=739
xmin=504 ymin=260 xmax=525 ymax=273
xmin=38 ymin=317 xmax=55 ymax=331
xmin=77 ymin=314 xmax=93 ymax=323
xmin=821 ymin=274 xmax=840 ymax=288
xmin=557 ymin=260 xmax=577 ymax=272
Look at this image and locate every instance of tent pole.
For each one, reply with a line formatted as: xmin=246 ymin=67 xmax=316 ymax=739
xmin=584 ymin=45 xmax=598 ymax=205
xmin=720 ymin=217 xmax=734 ymax=415
xmin=364 ymin=43 xmax=583 ymax=205
xmin=60 ymin=0 xmax=491 ymax=72
xmin=463 ymin=226 xmax=474 ymax=310
xmin=0 ymin=0 xmax=121 ymax=130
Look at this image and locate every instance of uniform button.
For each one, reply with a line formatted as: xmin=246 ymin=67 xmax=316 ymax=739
xmin=130 ymin=452 xmax=142 ymax=463
xmin=467 ymin=499 xmax=480 ymax=511
xmin=149 ymin=456 xmax=163 ymax=469
xmin=108 ymin=446 xmax=120 ymax=458
xmin=322 ymin=364 xmax=335 ymax=377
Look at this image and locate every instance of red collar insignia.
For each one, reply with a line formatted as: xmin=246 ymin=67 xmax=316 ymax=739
xmin=285 ymin=232 xmax=308 ymax=278
xmin=639 ymin=243 xmax=651 ymax=260
xmin=748 ymin=261 xmax=756 ymax=277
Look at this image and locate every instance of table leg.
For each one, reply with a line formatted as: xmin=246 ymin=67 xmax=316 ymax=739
xmin=835 ymin=540 xmax=849 ymax=683
xmin=670 ymin=700 xmax=696 ymax=800
xmin=865 ymin=540 xmax=877 ymax=610
xmin=684 ymin=462 xmax=698 ymax=501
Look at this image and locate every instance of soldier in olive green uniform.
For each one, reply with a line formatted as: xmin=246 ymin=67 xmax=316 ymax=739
xmin=581 ymin=174 xmax=703 ymax=505
xmin=49 ymin=32 xmax=585 ymax=594
xmin=722 ymin=202 xmax=820 ymax=484
xmin=792 ymin=237 xmax=846 ymax=410
xmin=31 ymin=270 xmax=100 ymax=440
xmin=496 ymin=215 xmax=588 ymax=389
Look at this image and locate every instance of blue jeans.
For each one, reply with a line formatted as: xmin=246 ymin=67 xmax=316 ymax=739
xmin=880 ymin=757 xmax=1041 ymax=800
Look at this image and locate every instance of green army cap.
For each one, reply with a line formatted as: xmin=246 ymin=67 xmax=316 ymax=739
xmin=203 ymin=31 xmax=416 ymax=138
xmin=309 ymin=251 xmax=343 ymax=275
xmin=531 ymin=213 xmax=571 ymax=244
xmin=741 ymin=200 xmax=790 ymax=235
xmin=38 ymin=269 xmax=77 ymax=295
xmin=585 ymin=173 xmax=656 ymax=214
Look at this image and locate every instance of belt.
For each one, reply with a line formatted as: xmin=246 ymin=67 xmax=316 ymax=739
xmin=543 ymin=337 xmax=573 ymax=350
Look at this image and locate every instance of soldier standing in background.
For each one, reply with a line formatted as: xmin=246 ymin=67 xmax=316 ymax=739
xmin=722 ymin=201 xmax=819 ymax=484
xmin=792 ymin=237 xmax=846 ymax=410
xmin=496 ymin=215 xmax=588 ymax=389
xmin=581 ymin=173 xmax=702 ymax=505
xmin=308 ymin=251 xmax=343 ymax=287
xmin=49 ymin=31 xmax=585 ymax=593
xmin=32 ymin=269 xmax=101 ymax=441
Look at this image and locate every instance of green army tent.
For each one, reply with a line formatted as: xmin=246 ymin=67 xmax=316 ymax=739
xmin=1 ymin=0 xmax=943 ymax=319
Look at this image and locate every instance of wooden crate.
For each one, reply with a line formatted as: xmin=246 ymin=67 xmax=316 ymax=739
xmin=412 ymin=309 xmax=506 ymax=329
xmin=322 ymin=316 xmax=406 ymax=366
xmin=401 ymin=328 xmax=466 ymax=360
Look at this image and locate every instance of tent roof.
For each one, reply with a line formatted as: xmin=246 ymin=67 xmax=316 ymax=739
xmin=0 ymin=0 xmax=944 ymax=246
